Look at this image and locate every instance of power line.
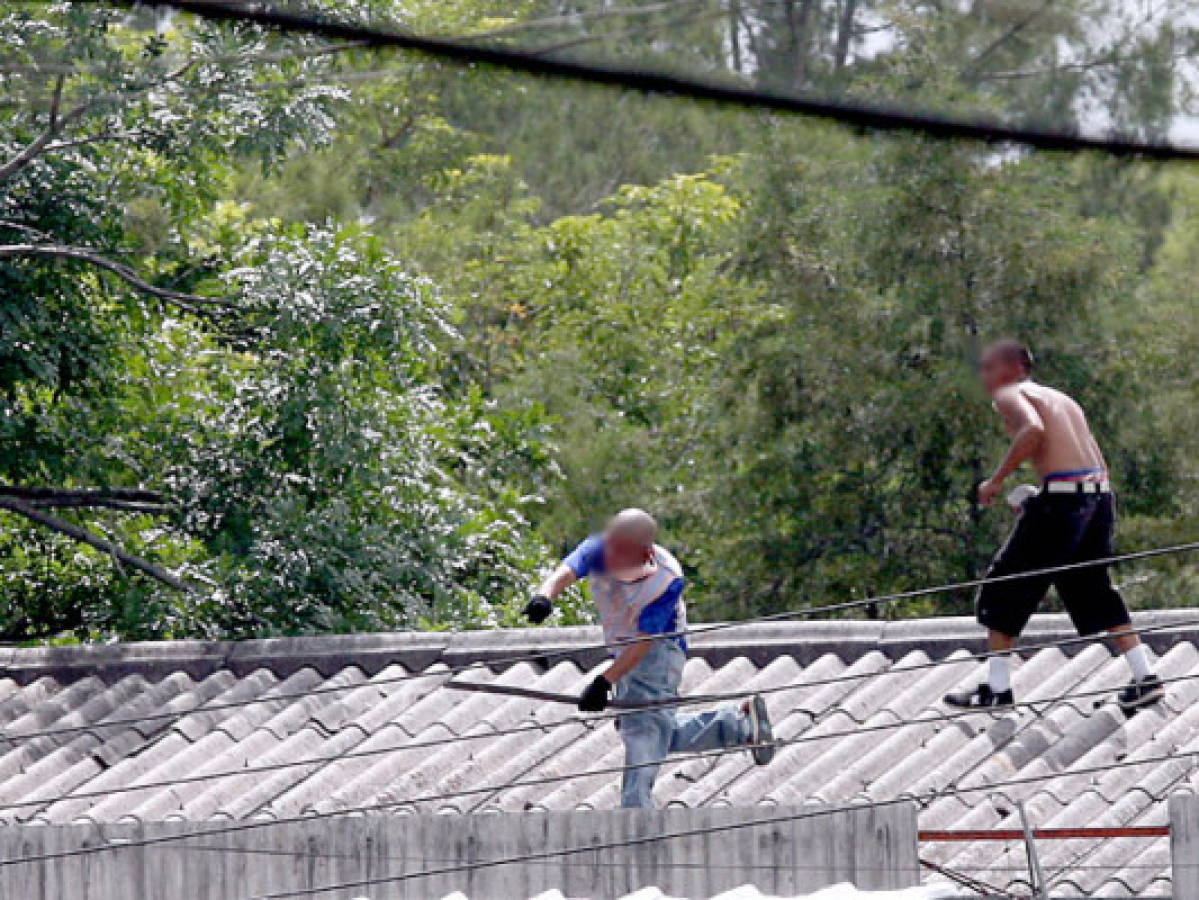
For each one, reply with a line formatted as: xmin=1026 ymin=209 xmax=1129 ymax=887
xmin=246 ymin=745 xmax=1199 ymax=898
xmin=4 ymin=662 xmax=1196 ymax=864
xmin=4 ymin=660 xmax=1193 ymax=816
xmin=109 ymin=0 xmax=1199 ymax=160
xmin=7 ymin=580 xmax=1198 ymax=752
xmin=921 ymin=856 xmax=1020 ymax=899
xmin=4 ymin=544 xmax=1197 ymax=749
xmin=6 ymin=743 xmax=1192 ymax=879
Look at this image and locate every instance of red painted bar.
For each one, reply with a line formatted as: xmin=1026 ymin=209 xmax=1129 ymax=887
xmin=919 ymin=825 xmax=1170 ymax=842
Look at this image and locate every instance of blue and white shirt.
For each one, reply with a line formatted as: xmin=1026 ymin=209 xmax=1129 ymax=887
xmin=564 ymin=536 xmax=687 ymax=651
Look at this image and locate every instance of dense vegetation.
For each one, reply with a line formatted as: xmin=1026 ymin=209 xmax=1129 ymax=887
xmin=0 ymin=1 xmax=1194 ymax=640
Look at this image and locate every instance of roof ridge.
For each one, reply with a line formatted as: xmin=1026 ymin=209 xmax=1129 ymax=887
xmin=0 ymin=612 xmax=1196 ymax=685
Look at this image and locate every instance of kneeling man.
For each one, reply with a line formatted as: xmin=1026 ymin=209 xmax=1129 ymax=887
xmin=946 ymin=340 xmax=1163 ymax=714
xmin=526 ymin=508 xmax=774 ymax=808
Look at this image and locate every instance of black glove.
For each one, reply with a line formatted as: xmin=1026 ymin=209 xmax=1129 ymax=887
xmin=578 ymin=674 xmax=611 ymax=712
xmin=523 ymin=593 xmax=552 ymax=624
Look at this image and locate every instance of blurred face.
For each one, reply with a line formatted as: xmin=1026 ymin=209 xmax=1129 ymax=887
xmin=602 ymin=532 xmax=652 ymax=578
xmin=978 ymin=348 xmax=1023 ymax=395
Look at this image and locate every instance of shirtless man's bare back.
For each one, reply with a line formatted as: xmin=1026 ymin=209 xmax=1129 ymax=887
xmin=944 ymin=340 xmax=1164 ymax=714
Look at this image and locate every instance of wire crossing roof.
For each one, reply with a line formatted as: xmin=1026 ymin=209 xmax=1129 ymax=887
xmin=0 ymin=613 xmax=1195 ymax=895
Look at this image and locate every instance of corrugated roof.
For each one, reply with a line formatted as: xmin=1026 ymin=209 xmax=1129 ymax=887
xmin=440 ymin=883 xmax=956 ymax=899
xmin=1 ymin=612 xmax=1197 ymax=897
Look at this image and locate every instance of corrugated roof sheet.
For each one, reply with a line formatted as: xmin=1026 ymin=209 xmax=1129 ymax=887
xmin=439 ymin=882 xmax=956 ymax=900
xmin=1 ymin=612 xmax=1197 ymax=897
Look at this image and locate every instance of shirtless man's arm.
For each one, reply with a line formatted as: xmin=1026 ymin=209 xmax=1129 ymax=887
xmin=978 ymin=386 xmax=1047 ymax=506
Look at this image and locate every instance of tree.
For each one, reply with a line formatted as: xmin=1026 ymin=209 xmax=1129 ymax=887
xmin=0 ymin=4 xmax=550 ymax=639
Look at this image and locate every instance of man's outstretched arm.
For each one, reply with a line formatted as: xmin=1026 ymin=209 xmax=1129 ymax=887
xmin=979 ymin=387 xmax=1046 ymax=505
xmin=524 ymin=563 xmax=577 ymax=623
xmin=537 ymin=563 xmax=578 ymax=600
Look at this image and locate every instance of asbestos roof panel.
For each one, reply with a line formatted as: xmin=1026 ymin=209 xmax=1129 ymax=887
xmin=0 ymin=612 xmax=1195 ymax=894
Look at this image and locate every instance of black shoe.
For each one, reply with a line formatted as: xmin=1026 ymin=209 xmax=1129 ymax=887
xmin=1118 ymin=674 xmax=1165 ymax=713
xmin=944 ymin=683 xmax=1015 ymax=710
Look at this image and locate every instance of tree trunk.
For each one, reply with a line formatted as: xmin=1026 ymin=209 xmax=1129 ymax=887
xmin=791 ymin=0 xmax=816 ymax=91
xmin=834 ymin=0 xmax=858 ymax=73
xmin=729 ymin=0 xmax=742 ymax=73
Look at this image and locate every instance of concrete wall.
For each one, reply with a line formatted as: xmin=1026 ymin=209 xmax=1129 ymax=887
xmin=0 ymin=804 xmax=919 ymax=899
xmin=1172 ymin=794 xmax=1199 ymax=900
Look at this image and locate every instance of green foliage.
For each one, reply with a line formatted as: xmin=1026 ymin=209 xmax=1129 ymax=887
xmin=0 ymin=4 xmax=551 ymax=640
xmin=166 ymin=225 xmax=549 ymax=636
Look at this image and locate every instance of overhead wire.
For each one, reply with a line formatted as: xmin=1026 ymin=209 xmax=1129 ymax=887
xmin=105 ymin=0 xmax=1199 ymax=160
xmin=4 ymin=666 xmax=1199 ymax=860
xmin=242 ymin=743 xmax=1199 ymax=898
xmin=3 ymin=544 xmax=1197 ymax=748
xmin=920 ymin=857 xmax=1021 ymax=899
xmin=3 ymin=661 xmax=1197 ymax=816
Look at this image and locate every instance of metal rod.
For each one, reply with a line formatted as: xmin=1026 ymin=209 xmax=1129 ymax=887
xmin=445 ymin=678 xmax=732 ymax=710
xmin=1018 ymin=800 xmax=1049 ymax=900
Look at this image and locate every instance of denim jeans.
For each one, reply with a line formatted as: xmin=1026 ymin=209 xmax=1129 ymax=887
xmin=612 ymin=638 xmax=750 ymax=808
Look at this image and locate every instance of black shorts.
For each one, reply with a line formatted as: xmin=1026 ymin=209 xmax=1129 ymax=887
xmin=976 ymin=491 xmax=1131 ymax=638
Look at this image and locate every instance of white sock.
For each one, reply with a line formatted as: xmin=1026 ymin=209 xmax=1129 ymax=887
xmin=1124 ymin=645 xmax=1152 ymax=681
xmin=988 ymin=655 xmax=1012 ymax=693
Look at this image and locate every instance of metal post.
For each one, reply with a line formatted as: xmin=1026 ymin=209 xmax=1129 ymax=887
xmin=1017 ymin=800 xmax=1048 ymax=900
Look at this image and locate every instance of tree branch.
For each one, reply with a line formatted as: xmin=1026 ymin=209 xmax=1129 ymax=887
xmin=0 ymin=243 xmax=234 ymax=311
xmin=40 ymin=131 xmax=137 ymax=154
xmin=0 ymin=486 xmax=168 ymax=504
xmin=0 ymin=486 xmax=173 ymax=513
xmin=0 ymin=97 xmax=95 ymax=184
xmin=979 ymin=47 xmax=1194 ymax=81
xmin=0 ymin=219 xmax=56 ymax=242
xmin=48 ymin=72 xmax=65 ymax=128
xmin=27 ymin=498 xmax=173 ymax=514
xmin=0 ymin=496 xmax=191 ymax=593
xmin=960 ymin=0 xmax=1055 ymax=78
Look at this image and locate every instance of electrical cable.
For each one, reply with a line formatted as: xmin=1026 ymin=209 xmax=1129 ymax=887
xmin=2 ymin=743 xmax=1192 ymax=879
xmin=243 ymin=742 xmax=1199 ymax=897
xmin=0 ymin=3 xmax=1191 ymax=889
xmin=4 ymin=663 xmax=1197 ymax=861
xmin=3 ymin=661 xmax=1194 ymax=815
xmin=106 ymin=0 xmax=1199 ymax=160
xmin=920 ymin=857 xmax=1020 ymax=899
xmin=5 ymin=587 xmax=1198 ymax=749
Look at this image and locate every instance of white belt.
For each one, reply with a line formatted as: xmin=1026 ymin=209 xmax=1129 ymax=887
xmin=1044 ymin=480 xmax=1111 ymax=494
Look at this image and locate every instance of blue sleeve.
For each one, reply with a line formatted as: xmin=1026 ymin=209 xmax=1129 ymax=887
xmin=564 ymin=535 xmax=605 ymax=578
xmin=638 ymin=578 xmax=684 ymax=635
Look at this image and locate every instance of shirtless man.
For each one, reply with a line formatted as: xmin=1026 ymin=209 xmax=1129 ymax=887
xmin=945 ymin=340 xmax=1164 ymax=713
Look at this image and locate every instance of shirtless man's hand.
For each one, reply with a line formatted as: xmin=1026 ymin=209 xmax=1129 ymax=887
xmin=977 ymin=477 xmax=1003 ymax=507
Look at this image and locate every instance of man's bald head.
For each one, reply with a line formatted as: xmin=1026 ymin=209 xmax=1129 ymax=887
xmin=979 ymin=339 xmax=1034 ymax=393
xmin=605 ymin=508 xmax=658 ymax=547
xmin=601 ymin=508 xmax=659 ymax=576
